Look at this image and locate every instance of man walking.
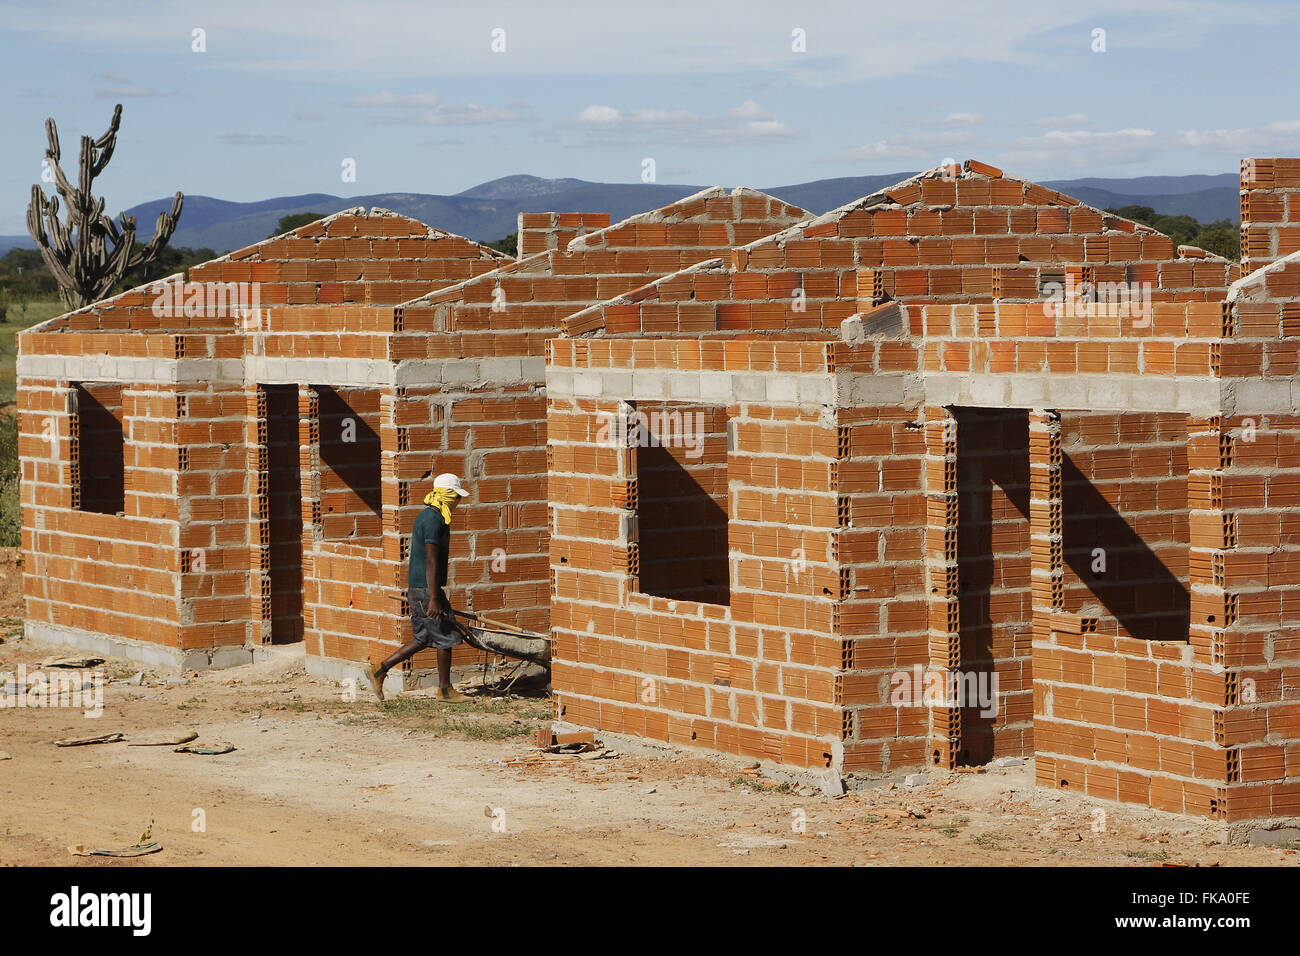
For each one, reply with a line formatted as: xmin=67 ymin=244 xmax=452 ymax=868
xmin=363 ymin=472 xmax=471 ymax=702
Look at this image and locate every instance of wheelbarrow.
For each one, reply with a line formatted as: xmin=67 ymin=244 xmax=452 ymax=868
xmin=450 ymin=610 xmax=551 ymax=671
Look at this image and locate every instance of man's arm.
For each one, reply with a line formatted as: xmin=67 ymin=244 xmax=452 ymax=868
xmin=425 ymin=541 xmax=452 ymax=617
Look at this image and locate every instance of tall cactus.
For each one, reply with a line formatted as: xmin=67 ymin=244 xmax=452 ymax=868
xmin=26 ymin=103 xmax=184 ymax=310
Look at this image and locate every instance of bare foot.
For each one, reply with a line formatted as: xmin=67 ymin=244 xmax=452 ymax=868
xmin=438 ymin=687 xmax=468 ymax=703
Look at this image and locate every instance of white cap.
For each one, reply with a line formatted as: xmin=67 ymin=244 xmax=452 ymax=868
xmin=433 ymin=472 xmax=470 ymax=497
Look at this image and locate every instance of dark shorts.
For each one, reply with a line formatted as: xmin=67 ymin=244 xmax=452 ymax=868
xmin=409 ymin=587 xmax=462 ymax=650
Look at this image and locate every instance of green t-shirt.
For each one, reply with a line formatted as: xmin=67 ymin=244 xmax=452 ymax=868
xmin=409 ymin=507 xmax=450 ymax=591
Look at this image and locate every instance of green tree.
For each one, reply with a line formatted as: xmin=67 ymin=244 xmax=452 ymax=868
xmin=1106 ymin=205 xmax=1240 ymax=261
xmin=0 ymin=244 xmax=224 ymax=309
xmin=1190 ymin=221 xmax=1240 ymax=260
xmin=121 ymin=245 xmax=218 ymax=287
xmin=485 ymin=232 xmax=518 ymax=256
xmin=0 ymin=415 xmax=19 ymax=546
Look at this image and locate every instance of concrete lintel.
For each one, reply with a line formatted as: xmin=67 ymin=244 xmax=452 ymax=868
xmin=1221 ymin=378 xmax=1298 ymax=417
xmin=545 ymin=366 xmax=574 ymax=395
xmin=392 ymin=357 xmax=543 ymax=388
xmin=925 ymin=372 xmax=1229 ymax=414
xmin=836 ymin=371 xmax=911 ymax=407
xmin=547 ymin=367 xmax=838 ymax=409
xmin=250 ymin=356 xmax=395 ymax=388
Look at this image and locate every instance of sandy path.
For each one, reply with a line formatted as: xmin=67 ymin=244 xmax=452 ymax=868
xmin=0 ymin=632 xmax=1296 ymax=868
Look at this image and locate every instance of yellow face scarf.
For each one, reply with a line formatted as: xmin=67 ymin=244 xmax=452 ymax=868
xmin=424 ymin=487 xmax=460 ymax=525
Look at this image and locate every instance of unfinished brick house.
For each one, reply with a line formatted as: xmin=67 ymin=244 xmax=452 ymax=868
xmin=16 ymin=189 xmax=808 ymax=688
xmin=370 ymin=190 xmax=807 ymax=681
xmin=17 ymin=209 xmax=508 ymax=670
xmin=546 ymin=158 xmax=1300 ymax=830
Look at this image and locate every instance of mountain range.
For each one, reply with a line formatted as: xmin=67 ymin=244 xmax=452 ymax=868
xmin=1 ymin=171 xmax=1241 ymax=256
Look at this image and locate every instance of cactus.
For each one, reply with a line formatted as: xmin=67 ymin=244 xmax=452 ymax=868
xmin=25 ymin=104 xmax=183 ymax=310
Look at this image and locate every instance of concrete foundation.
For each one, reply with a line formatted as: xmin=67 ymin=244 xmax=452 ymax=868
xmin=22 ymin=620 xmax=269 ymax=672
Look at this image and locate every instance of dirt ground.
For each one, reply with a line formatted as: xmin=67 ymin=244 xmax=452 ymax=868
xmin=0 ymin=553 xmax=1296 ymax=867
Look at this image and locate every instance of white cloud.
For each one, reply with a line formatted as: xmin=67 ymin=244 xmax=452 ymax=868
xmin=93 ymin=72 xmax=167 ymax=98
xmin=218 ymin=132 xmax=306 ymax=146
xmin=905 ymin=112 xmax=984 ymax=129
xmin=728 ymin=99 xmax=774 ymax=121
xmin=1175 ymin=119 xmax=1300 ymax=153
xmin=345 ymin=91 xmax=440 ymax=108
xmin=574 ymin=101 xmax=798 ymax=146
xmin=576 ymin=105 xmax=634 ymax=126
xmin=344 ymin=91 xmax=526 ymax=125
xmin=376 ymin=104 xmax=526 ymax=126
xmin=873 ymin=118 xmax=1300 ymax=174
xmin=827 ymin=130 xmax=977 ymax=163
xmin=1032 ymin=112 xmax=1090 ymax=127
xmin=94 ymin=85 xmax=167 ymax=98
xmin=999 ymin=128 xmax=1159 ymax=167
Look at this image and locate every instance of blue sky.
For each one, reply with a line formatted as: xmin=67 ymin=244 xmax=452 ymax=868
xmin=3 ymin=0 xmax=1300 ymax=234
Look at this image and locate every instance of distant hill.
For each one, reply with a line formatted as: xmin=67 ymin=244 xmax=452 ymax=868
xmin=1040 ymin=181 xmax=1238 ymax=223
xmin=0 ymin=171 xmax=1242 ymax=255
xmin=1042 ymin=173 xmax=1239 ymax=196
xmin=456 ymin=175 xmax=591 ymax=200
xmin=759 ymin=173 xmax=915 ymax=216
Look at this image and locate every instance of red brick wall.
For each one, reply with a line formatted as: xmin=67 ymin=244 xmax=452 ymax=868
xmin=517 ymin=212 xmax=611 ymax=257
xmin=316 ymin=386 xmax=383 ymax=546
xmin=836 ymin=406 xmax=929 ymax=773
xmin=1204 ymin=258 xmax=1300 ymax=816
xmin=188 ymin=211 xmax=508 ymax=308
xmin=20 ymin=372 xmax=184 ymax=649
xmin=918 ymin=300 xmax=1227 ymax=377
xmin=548 ymin=339 xmax=849 ymax=770
xmin=1210 ymin=413 xmax=1300 ymax=819
xmin=566 ymin=162 xmax=1237 ymax=342
xmin=1240 ymin=157 xmax=1300 ymax=273
xmin=543 ymin=163 xmax=1300 ymax=821
xmin=1059 ymin=412 xmax=1190 ymax=642
xmin=1029 ymin=409 xmax=1221 ymax=816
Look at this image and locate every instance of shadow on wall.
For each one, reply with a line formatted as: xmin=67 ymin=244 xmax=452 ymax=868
xmin=265 ymin=385 xmax=304 ymax=643
xmin=1061 ymin=453 xmax=1190 ymax=641
xmin=76 ymin=383 xmax=124 ymax=516
xmin=956 ymin=407 xmax=1031 ymax=765
xmin=634 ymin=403 xmax=730 ymax=607
xmin=315 ymin=385 xmax=382 ymax=541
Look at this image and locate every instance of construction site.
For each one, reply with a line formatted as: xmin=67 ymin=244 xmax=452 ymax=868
xmin=5 ymin=154 xmax=1300 ymax=866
